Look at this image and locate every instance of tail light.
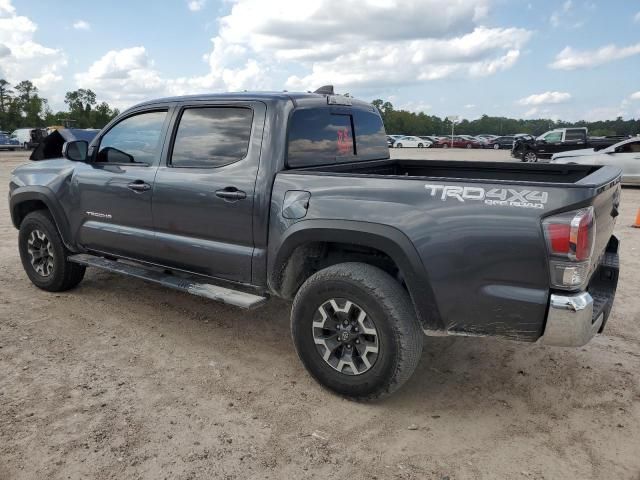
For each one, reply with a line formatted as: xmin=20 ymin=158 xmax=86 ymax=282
xmin=542 ymin=207 xmax=596 ymax=290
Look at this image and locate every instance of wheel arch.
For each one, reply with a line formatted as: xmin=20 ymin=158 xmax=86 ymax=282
xmin=10 ymin=187 xmax=75 ymax=251
xmin=268 ymin=219 xmax=442 ymax=330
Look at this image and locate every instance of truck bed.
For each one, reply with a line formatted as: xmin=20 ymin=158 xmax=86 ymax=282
xmin=294 ymin=159 xmax=604 ymax=185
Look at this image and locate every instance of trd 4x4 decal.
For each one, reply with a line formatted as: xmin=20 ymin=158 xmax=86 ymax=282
xmin=425 ymin=184 xmax=548 ymax=209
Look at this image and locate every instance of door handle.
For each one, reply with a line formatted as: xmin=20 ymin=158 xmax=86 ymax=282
xmin=215 ymin=187 xmax=247 ymax=201
xmin=127 ymin=181 xmax=151 ymax=192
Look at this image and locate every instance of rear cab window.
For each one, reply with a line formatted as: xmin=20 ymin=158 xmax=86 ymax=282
xmin=286 ymin=106 xmax=388 ymax=168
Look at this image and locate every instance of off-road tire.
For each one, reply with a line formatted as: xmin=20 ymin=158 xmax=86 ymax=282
xmin=18 ymin=210 xmax=85 ymax=292
xmin=291 ymin=262 xmax=423 ymax=400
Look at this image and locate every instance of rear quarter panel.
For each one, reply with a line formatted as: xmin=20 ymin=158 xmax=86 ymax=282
xmin=269 ymin=171 xmax=616 ymax=341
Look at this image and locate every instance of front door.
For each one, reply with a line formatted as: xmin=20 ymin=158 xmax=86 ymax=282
xmin=72 ymin=108 xmax=171 ymax=260
xmin=151 ymin=101 xmax=266 ymax=284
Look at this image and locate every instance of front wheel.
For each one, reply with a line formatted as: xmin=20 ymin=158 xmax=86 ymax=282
xmin=291 ymin=263 xmax=423 ymax=400
xmin=493 ymin=143 xmax=500 ymax=150
xmin=417 ymin=143 xmax=423 ymax=148
xmin=523 ymin=151 xmax=538 ymax=162
xmin=466 ymin=143 xmax=472 ymax=149
xmin=18 ymin=210 xmax=85 ymax=292
xmin=442 ymin=143 xmax=449 ymax=149
xmin=395 ymin=143 xmax=403 ymax=148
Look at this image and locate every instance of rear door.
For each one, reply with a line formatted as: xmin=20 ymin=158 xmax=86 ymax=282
xmin=150 ymin=101 xmax=266 ymax=283
xmin=72 ymin=107 xmax=171 ymax=260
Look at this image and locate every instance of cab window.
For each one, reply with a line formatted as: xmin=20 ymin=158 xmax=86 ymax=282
xmin=171 ymin=107 xmax=253 ymax=168
xmin=615 ymin=141 xmax=640 ymax=153
xmin=543 ymin=131 xmax=563 ymax=143
xmin=287 ymin=107 xmax=387 ymax=167
xmin=97 ymin=110 xmax=167 ymax=164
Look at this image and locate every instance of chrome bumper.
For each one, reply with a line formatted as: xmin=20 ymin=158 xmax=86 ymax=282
xmin=540 ymin=292 xmax=603 ymax=347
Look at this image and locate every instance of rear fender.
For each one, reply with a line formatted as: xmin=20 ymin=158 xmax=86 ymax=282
xmin=268 ymin=219 xmax=442 ymax=329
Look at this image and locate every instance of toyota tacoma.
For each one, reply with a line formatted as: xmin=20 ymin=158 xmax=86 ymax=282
xmin=9 ymin=87 xmax=621 ymax=399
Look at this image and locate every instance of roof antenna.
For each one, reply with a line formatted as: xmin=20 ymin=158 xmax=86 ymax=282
xmin=313 ymin=85 xmax=334 ymax=95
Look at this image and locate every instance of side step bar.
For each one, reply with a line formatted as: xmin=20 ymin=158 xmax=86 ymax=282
xmin=68 ymin=254 xmax=267 ymax=309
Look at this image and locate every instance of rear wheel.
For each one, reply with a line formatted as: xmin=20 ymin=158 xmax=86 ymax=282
xmin=466 ymin=143 xmax=472 ymax=149
xmin=23 ymin=142 xmax=29 ymax=150
xmin=493 ymin=143 xmax=500 ymax=150
xmin=18 ymin=211 xmax=85 ymax=292
xmin=417 ymin=143 xmax=423 ymax=148
xmin=291 ymin=263 xmax=423 ymax=400
xmin=442 ymin=143 xmax=449 ymax=149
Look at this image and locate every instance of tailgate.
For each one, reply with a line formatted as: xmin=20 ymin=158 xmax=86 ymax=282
xmin=578 ymin=166 xmax=621 ymax=266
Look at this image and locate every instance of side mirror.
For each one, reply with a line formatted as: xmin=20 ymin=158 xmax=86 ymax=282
xmin=62 ymin=140 xmax=88 ymax=162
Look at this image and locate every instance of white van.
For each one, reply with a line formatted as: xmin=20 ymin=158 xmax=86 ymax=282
xmin=11 ymin=128 xmax=45 ymax=149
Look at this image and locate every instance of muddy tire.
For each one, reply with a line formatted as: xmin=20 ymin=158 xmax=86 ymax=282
xmin=291 ymin=262 xmax=423 ymax=400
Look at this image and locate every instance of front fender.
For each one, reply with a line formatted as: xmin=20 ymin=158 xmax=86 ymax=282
xmin=9 ymin=186 xmax=75 ymax=250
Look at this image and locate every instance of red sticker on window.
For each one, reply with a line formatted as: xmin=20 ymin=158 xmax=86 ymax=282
xmin=337 ymin=128 xmax=352 ymax=155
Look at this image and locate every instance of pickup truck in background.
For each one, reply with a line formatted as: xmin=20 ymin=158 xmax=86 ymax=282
xmin=8 ymin=88 xmax=621 ymax=399
xmin=512 ymin=127 xmax=627 ymax=163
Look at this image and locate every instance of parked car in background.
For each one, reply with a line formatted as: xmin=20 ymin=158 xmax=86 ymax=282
xmin=436 ymin=136 xmax=481 ymax=148
xmin=386 ymin=135 xmax=396 ymax=147
xmin=0 ymin=132 xmax=20 ymax=151
xmin=394 ymin=135 xmax=432 ymax=148
xmin=485 ymin=136 xmax=515 ymax=149
xmin=550 ymin=136 xmax=640 ymax=185
xmin=512 ymin=127 xmax=626 ymax=162
xmin=419 ymin=135 xmax=439 ymax=145
xmin=11 ymin=128 xmax=47 ymax=150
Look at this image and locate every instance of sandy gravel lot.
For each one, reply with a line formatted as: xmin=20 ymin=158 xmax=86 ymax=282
xmin=1 ymin=149 xmax=639 ymax=480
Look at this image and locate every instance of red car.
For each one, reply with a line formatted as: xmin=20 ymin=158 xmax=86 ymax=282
xmin=435 ymin=136 xmax=482 ymax=149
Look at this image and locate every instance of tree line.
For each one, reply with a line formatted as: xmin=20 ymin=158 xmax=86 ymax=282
xmin=1 ymin=82 xmax=638 ymax=137
xmin=372 ymin=99 xmax=640 ymax=137
xmin=0 ymin=79 xmax=120 ymax=132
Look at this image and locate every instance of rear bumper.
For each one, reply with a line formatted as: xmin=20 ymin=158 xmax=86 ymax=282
xmin=540 ymin=236 xmax=619 ymax=347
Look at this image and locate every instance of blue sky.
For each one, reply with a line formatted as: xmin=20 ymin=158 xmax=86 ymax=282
xmin=2 ymin=0 xmax=639 ymax=121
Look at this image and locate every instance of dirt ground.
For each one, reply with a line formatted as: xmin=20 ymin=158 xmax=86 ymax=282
xmin=1 ymin=149 xmax=639 ymax=480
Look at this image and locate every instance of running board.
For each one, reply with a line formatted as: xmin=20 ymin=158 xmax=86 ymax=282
xmin=68 ymin=254 xmax=267 ymax=309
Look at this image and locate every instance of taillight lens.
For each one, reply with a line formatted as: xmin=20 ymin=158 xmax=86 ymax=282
xmin=543 ymin=207 xmax=596 ymax=290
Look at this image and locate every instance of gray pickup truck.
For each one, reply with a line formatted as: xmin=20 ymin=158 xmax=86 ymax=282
xmin=9 ymin=88 xmax=621 ymax=399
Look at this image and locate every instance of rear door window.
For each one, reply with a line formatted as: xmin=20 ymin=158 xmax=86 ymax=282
xmin=565 ymin=129 xmax=585 ymax=141
xmin=171 ymin=107 xmax=253 ymax=168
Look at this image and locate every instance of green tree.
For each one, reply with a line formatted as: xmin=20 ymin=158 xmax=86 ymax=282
xmin=14 ymin=80 xmax=45 ymax=126
xmin=64 ymin=88 xmax=98 ymax=127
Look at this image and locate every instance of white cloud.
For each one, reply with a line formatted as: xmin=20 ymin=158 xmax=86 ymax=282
xmin=188 ymin=0 xmax=206 ymax=11
xmin=398 ymin=100 xmax=432 ymax=113
xmin=550 ymin=42 xmax=640 ymax=70
xmin=0 ymin=0 xmax=66 ymax=94
xmin=75 ymin=47 xmax=166 ymax=108
xmin=634 ymin=11 xmax=640 ymax=23
xmin=518 ymin=91 xmax=571 ymax=106
xmin=72 ymin=20 xmax=90 ymax=30
xmin=464 ymin=104 xmax=476 ymax=108
xmin=630 ymin=91 xmax=640 ymax=100
xmin=76 ymin=0 xmax=532 ymax=108
xmin=211 ymin=0 xmax=530 ymax=90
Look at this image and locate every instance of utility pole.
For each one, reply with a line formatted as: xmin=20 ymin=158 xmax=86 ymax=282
xmin=446 ymin=115 xmax=458 ymax=147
